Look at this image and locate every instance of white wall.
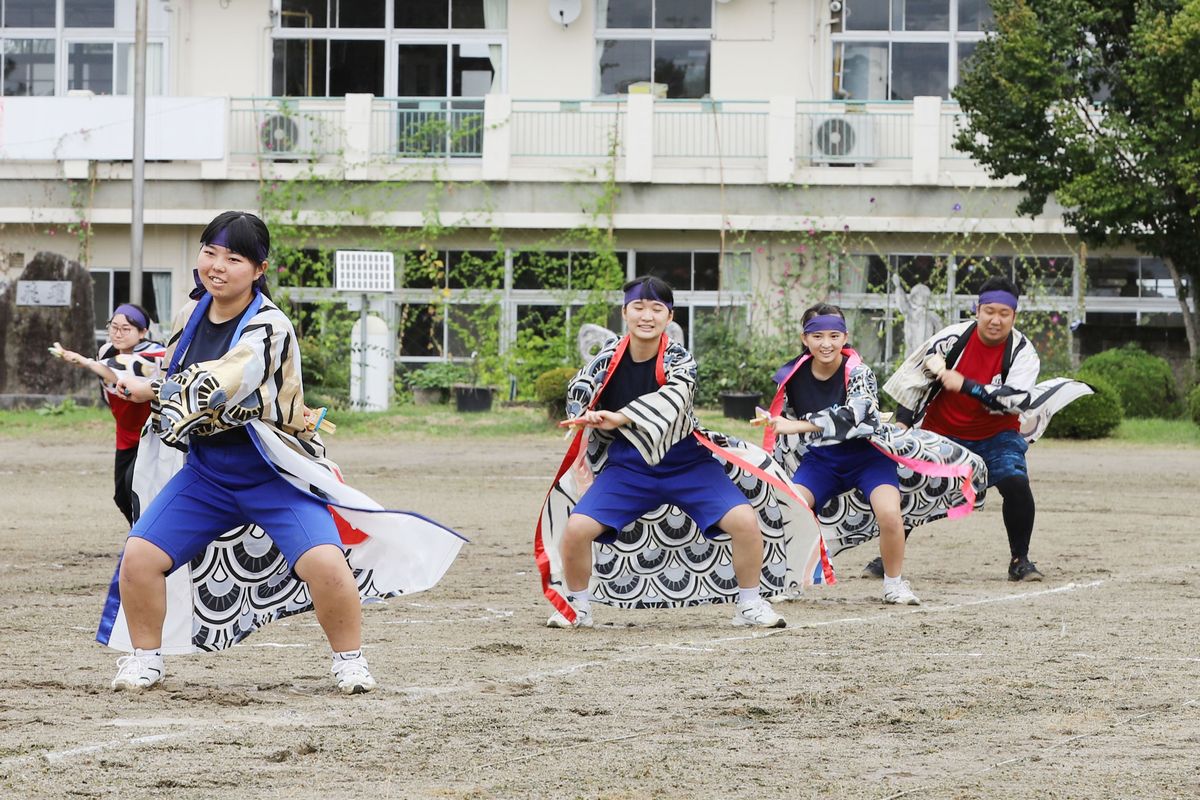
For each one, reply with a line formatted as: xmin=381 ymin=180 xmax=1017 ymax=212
xmin=174 ymin=0 xmax=271 ymax=97
xmin=712 ymin=0 xmax=825 ymax=100
xmin=507 ymin=0 xmax=597 ymax=98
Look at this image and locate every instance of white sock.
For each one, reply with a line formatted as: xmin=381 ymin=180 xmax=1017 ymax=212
xmin=737 ymin=586 xmax=760 ymax=605
xmin=333 ymin=649 xmax=363 ymax=662
xmin=883 ymin=574 xmax=903 ymax=588
xmin=567 ymin=589 xmax=591 ymax=612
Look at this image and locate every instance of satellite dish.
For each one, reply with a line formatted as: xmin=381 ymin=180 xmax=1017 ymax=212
xmin=548 ymin=0 xmax=581 ymax=26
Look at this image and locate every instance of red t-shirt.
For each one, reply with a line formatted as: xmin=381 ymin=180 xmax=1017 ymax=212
xmin=921 ymin=333 xmax=1020 ymax=441
xmin=108 ymin=393 xmax=152 ymax=450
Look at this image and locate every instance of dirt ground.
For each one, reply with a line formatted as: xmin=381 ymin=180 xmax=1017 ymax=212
xmin=0 ymin=426 xmax=1197 ymax=800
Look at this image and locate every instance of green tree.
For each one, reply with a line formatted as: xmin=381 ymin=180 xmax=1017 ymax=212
xmin=953 ymin=0 xmax=1200 ymax=362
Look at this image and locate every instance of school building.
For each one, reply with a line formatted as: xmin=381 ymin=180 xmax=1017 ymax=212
xmin=0 ymin=0 xmax=1190 ymax=375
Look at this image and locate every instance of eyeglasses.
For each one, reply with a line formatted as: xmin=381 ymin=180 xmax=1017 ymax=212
xmin=106 ymin=324 xmax=137 ymax=335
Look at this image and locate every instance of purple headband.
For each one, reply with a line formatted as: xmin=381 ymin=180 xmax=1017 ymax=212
xmin=976 ymin=290 xmax=1019 ymax=311
xmin=111 ymin=303 xmax=149 ymax=330
xmin=624 ymin=282 xmax=673 ymax=310
xmin=205 ymin=226 xmax=268 ymax=263
xmin=803 ymin=314 xmax=848 ymax=335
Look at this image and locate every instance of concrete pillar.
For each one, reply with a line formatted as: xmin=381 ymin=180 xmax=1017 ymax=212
xmin=343 ymin=93 xmax=373 ymax=177
xmin=624 ymin=93 xmax=654 ymax=182
xmin=482 ymin=94 xmax=512 ymax=181
xmin=350 ymin=311 xmax=392 ymax=411
xmin=767 ymin=96 xmax=797 ymax=184
xmin=911 ymin=95 xmax=941 ymax=184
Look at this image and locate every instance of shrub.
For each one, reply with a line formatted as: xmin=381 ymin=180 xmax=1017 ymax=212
xmin=1188 ymin=384 xmax=1200 ymax=427
xmin=534 ymin=366 xmax=578 ymax=419
xmin=1044 ymin=371 xmax=1123 ymax=439
xmin=408 ymin=361 xmax=470 ymax=390
xmin=1077 ymin=344 xmax=1178 ymax=418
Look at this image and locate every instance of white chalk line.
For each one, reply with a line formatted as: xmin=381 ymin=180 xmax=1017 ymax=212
xmin=37 ymin=733 xmax=185 ymax=764
xmin=878 ymin=696 xmax=1200 ymax=800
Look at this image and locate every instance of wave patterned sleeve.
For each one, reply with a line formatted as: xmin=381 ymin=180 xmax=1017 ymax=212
xmin=803 ymin=363 xmax=880 ymax=444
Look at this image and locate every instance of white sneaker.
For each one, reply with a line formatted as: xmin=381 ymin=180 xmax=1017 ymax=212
xmin=111 ymin=651 xmax=164 ymax=691
xmin=331 ymin=655 xmax=377 ymax=694
xmin=546 ymin=605 xmax=594 ymax=629
xmin=882 ymin=580 xmax=921 ymax=606
xmin=732 ymin=597 xmax=787 ymax=628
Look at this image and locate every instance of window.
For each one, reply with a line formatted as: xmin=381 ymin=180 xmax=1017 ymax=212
xmin=91 ymin=268 xmax=172 ymax=334
xmin=596 ymin=0 xmax=711 ymax=98
xmin=634 ymin=251 xmax=728 ymax=291
xmin=273 ymin=0 xmax=506 ymax=99
xmin=0 ymin=1 xmax=167 ymax=97
xmin=833 ymin=0 xmax=990 ymax=100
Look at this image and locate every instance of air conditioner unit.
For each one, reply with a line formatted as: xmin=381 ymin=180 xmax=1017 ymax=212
xmin=258 ymin=113 xmax=311 ymax=159
xmin=811 ymin=114 xmax=874 ymax=165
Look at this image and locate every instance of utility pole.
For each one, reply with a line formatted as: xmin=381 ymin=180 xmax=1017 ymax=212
xmin=130 ymin=0 xmax=148 ymax=304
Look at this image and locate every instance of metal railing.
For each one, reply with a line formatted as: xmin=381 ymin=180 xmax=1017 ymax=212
xmin=653 ymin=100 xmax=769 ymax=159
xmin=370 ymin=97 xmax=485 ymax=160
xmin=229 ymin=97 xmax=344 ymax=160
xmin=939 ymin=111 xmax=973 ymax=160
xmin=510 ymin=99 xmax=624 ymax=158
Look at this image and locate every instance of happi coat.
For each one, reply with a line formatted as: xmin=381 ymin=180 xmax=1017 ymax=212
xmin=764 ymin=348 xmax=988 ymax=558
xmin=535 ymin=334 xmax=834 ymax=624
xmin=97 ymin=292 xmax=465 ymax=654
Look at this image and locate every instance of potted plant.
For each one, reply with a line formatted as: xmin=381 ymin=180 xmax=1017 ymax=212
xmin=407 ymin=361 xmax=469 ymax=405
xmin=695 ymin=310 xmax=777 ymax=419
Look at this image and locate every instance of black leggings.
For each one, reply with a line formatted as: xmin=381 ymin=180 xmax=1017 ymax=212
xmin=994 ymin=475 xmax=1035 ymax=560
xmin=113 ymin=447 xmax=137 ymax=526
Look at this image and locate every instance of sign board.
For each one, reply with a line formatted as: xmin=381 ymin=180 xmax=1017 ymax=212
xmin=16 ymin=280 xmax=72 ymax=307
xmin=335 ymin=250 xmax=395 ymax=293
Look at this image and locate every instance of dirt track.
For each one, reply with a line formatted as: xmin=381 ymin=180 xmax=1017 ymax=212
xmin=0 ymin=429 xmax=1198 ymax=799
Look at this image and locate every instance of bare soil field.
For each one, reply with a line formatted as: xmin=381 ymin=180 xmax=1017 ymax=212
xmin=0 ymin=427 xmax=1197 ymax=799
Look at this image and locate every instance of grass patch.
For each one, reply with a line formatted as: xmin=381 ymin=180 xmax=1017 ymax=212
xmin=1111 ymin=417 xmax=1200 ymax=446
xmin=0 ymin=402 xmax=112 ymax=440
xmin=328 ymin=403 xmax=555 ymax=439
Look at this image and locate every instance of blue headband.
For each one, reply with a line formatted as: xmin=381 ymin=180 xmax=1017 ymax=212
xmin=111 ymin=303 xmax=148 ymax=330
xmin=977 ymin=290 xmax=1019 ymax=311
xmin=803 ymin=314 xmax=848 ymax=335
xmin=205 ymin=226 xmax=268 ymax=263
xmin=624 ymin=282 xmax=673 ymax=310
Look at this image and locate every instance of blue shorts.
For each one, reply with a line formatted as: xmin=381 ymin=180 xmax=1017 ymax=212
xmin=571 ymin=437 xmax=750 ymax=537
xmin=792 ymin=439 xmax=899 ymax=512
xmin=129 ymin=437 xmax=343 ymax=570
xmin=945 ymin=429 xmax=1028 ymax=486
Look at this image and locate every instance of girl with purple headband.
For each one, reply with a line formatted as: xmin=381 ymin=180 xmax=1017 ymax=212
xmin=757 ymin=303 xmax=988 ymax=606
xmin=535 ymin=276 xmax=834 ymax=629
xmin=96 ymin=211 xmax=464 ymax=695
xmin=50 ymin=302 xmax=166 ymax=525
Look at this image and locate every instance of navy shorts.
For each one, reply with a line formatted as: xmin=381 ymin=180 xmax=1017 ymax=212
xmin=571 ymin=437 xmax=750 ymax=536
xmin=129 ymin=437 xmax=343 ymax=570
xmin=792 ymin=439 xmax=899 ymax=511
xmin=945 ymin=429 xmax=1028 ymax=486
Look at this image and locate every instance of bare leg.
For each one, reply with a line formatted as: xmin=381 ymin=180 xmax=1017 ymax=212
xmin=718 ymin=504 xmax=765 ymax=589
xmin=294 ymin=544 xmax=362 ymax=653
xmin=870 ymin=485 xmax=906 ymax=577
xmin=561 ymin=514 xmax=605 ymax=592
xmin=118 ymin=537 xmax=174 ymax=649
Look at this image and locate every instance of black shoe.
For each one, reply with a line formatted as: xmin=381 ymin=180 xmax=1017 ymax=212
xmin=1008 ymin=558 xmax=1044 ymax=582
xmin=861 ymin=556 xmax=885 ymax=579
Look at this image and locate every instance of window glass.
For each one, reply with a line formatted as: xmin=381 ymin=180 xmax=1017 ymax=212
xmin=1139 ymin=258 xmax=1177 ymax=298
xmin=655 ymin=0 xmax=710 ymax=28
xmin=452 ymin=42 xmax=494 ymax=96
xmin=4 ymin=0 xmax=55 ymax=27
xmin=844 ymin=0 xmax=889 ymax=30
xmin=890 ymin=42 xmax=948 ymax=99
xmin=64 ymin=0 xmax=114 ymax=28
xmin=957 ymin=0 xmax=994 ymax=32
xmin=398 ymin=44 xmax=447 ymax=96
xmin=955 ymin=255 xmax=1010 ymax=295
xmin=273 ymin=38 xmax=326 ymax=96
xmin=109 ymin=271 xmax=166 ymax=327
xmin=68 ymin=42 xmax=113 ymax=94
xmin=1085 ymin=257 xmax=1138 ymax=297
xmin=513 ymin=251 xmax=569 ymax=290
xmin=840 ymin=42 xmax=888 ymax=100
xmin=654 ymin=40 xmax=709 ymax=98
xmin=399 ymin=303 xmax=442 ymax=357
xmin=957 ymin=40 xmax=978 ymax=75
xmin=92 ymin=271 xmax=111 ymax=330
xmin=115 ymin=42 xmax=163 ymax=95
xmin=396 ymin=1 xmax=449 ymax=28
xmin=892 ymin=0 xmax=949 ymax=31
xmin=693 ymin=252 xmax=720 ymax=291
xmin=329 ymin=39 xmax=384 ymax=95
xmin=602 ymin=0 xmax=651 ymax=28
xmin=451 ymin=0 xmax=487 ymax=29
xmin=282 ymin=0 xmax=327 ymax=28
xmin=337 ymin=0 xmax=383 ymax=27
xmin=572 ymin=251 xmax=628 ymax=289
xmin=1 ymin=38 xmax=55 ymax=96
xmin=598 ymin=39 xmax=650 ymax=95
xmin=1015 ymin=256 xmax=1070 ymax=296
xmin=636 ymin=251 xmax=692 ymax=291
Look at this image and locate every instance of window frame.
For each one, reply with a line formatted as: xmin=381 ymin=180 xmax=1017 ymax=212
xmin=594 ymin=0 xmax=714 ymax=98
